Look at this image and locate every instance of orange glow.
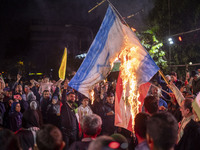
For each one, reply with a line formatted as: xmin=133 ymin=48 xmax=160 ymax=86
xmin=178 ymin=36 xmax=182 ymax=41
xmin=118 ymin=35 xmax=140 ymax=131
xmin=131 ymin=27 xmax=136 ymax=32
xmin=89 ymin=89 xmax=95 ymax=104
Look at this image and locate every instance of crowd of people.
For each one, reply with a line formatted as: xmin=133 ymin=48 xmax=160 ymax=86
xmin=0 ymin=70 xmax=200 ymax=150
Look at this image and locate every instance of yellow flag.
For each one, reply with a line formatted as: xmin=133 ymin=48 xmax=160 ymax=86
xmin=59 ymin=48 xmax=67 ymax=80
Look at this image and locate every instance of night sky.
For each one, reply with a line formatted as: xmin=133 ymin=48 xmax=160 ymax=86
xmin=0 ymin=0 xmax=153 ymax=77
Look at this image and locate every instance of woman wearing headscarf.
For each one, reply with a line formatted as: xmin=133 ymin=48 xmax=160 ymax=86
xmin=9 ymin=102 xmax=23 ymax=132
xmin=3 ymin=99 xmax=13 ymax=129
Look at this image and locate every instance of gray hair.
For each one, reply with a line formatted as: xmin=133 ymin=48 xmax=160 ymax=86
xmin=81 ymin=114 xmax=102 ymax=136
xmin=30 ymin=101 xmax=37 ymax=110
xmin=27 ymin=91 xmax=36 ymax=101
xmin=165 ymin=75 xmax=171 ymax=81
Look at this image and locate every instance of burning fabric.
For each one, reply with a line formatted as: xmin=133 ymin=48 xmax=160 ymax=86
xmin=69 ymin=5 xmax=159 ymax=131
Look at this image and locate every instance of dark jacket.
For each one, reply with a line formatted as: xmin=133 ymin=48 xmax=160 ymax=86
xmin=22 ymin=109 xmax=41 ymax=128
xmin=92 ymin=100 xmax=105 ymax=119
xmin=159 ymin=79 xmax=172 ymax=100
xmin=60 ymin=101 xmax=79 ymax=148
xmin=174 ymin=80 xmax=184 ymax=90
xmin=16 ymin=129 xmax=34 ymax=150
xmin=168 ymin=102 xmax=182 ymax=122
xmin=19 ymin=99 xmax=28 ymax=113
xmin=175 ymin=119 xmax=200 ymax=150
xmin=40 ymin=97 xmax=51 ymax=123
xmin=102 ymin=103 xmax=115 ymax=135
xmin=46 ymin=103 xmax=60 ymax=127
xmin=192 ymin=77 xmax=200 ymax=95
xmin=0 ymin=101 xmax=6 ymax=126
xmin=9 ymin=111 xmax=23 ymax=132
xmin=3 ymin=105 xmax=11 ymax=128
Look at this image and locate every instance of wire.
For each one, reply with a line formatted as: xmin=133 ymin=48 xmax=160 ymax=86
xmin=170 ymin=27 xmax=200 ymax=37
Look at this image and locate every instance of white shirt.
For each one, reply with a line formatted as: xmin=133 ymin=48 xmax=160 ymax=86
xmin=77 ymin=105 xmax=93 ymax=122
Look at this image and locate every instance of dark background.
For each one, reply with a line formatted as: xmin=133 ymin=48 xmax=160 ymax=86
xmin=1 ymin=0 xmax=200 ymax=81
xmin=0 ymin=0 xmax=154 ymax=79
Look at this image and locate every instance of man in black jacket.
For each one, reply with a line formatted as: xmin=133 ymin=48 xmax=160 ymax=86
xmin=60 ymin=91 xmax=79 ymax=150
xmin=102 ymin=92 xmax=115 ymax=135
xmin=175 ymin=119 xmax=200 ymax=150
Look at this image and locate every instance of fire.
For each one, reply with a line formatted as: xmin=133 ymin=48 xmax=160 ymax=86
xmin=131 ymin=27 xmax=136 ymax=32
xmin=89 ymin=89 xmax=95 ymax=105
xmin=118 ymin=35 xmax=140 ymax=131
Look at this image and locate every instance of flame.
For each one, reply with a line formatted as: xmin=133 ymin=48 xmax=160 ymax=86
xmin=119 ymin=35 xmax=140 ymax=131
xmin=103 ymin=79 xmax=107 ymax=83
xmin=131 ymin=27 xmax=136 ymax=32
xmin=89 ymin=89 xmax=95 ymax=105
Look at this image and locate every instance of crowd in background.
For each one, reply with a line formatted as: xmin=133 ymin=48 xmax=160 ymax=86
xmin=0 ymin=69 xmax=200 ymax=150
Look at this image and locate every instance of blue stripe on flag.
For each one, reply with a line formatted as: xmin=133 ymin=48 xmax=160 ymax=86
xmin=137 ymin=53 xmax=160 ymax=85
xmin=69 ymin=7 xmax=116 ymax=90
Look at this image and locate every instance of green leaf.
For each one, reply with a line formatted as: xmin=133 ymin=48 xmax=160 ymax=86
xmin=152 ymin=35 xmax=158 ymax=43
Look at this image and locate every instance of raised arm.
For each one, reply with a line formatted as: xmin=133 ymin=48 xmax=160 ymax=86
xmin=12 ymin=74 xmax=21 ymax=91
xmin=168 ymin=82 xmax=185 ymax=106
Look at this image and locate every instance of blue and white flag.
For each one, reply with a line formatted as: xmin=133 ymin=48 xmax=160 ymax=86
xmin=69 ymin=5 xmax=159 ymax=97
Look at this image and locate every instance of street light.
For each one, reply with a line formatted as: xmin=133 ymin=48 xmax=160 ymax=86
xmin=168 ymin=38 xmax=174 ymax=45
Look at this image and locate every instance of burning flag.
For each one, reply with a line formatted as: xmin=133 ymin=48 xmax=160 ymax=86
xmin=69 ymin=5 xmax=131 ymax=97
xmin=68 ymin=5 xmax=159 ymax=130
xmin=115 ymin=74 xmax=153 ymax=132
xmin=138 ymin=82 xmax=152 ymax=112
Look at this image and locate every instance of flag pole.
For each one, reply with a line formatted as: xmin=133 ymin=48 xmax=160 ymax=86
xmin=106 ymin=0 xmax=130 ymax=28
xmin=158 ymin=70 xmax=174 ymax=93
xmin=151 ymin=83 xmax=170 ymax=95
xmin=88 ymin=0 xmax=106 ymax=13
xmin=158 ymin=70 xmax=169 ymax=85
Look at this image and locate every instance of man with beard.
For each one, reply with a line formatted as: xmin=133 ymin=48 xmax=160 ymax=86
xmin=60 ymin=91 xmax=79 ymax=150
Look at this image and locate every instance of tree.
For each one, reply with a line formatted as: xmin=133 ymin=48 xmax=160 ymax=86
xmin=137 ymin=28 xmax=168 ymax=70
xmin=146 ymin=0 xmax=200 ymax=73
